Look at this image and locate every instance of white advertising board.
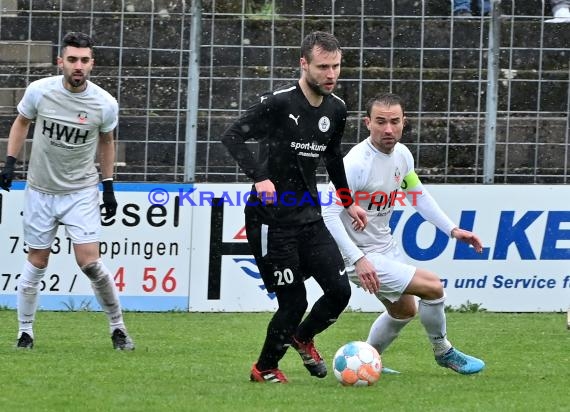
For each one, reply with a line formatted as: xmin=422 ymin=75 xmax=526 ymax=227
xmin=2 ymin=182 xmax=568 ymax=312
xmin=0 ymin=182 xmax=193 ymax=311
xmin=189 ymin=183 xmax=570 ymax=312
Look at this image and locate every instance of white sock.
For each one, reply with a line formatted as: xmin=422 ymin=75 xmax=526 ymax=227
xmin=17 ymin=260 xmax=46 ymax=338
xmin=418 ymin=296 xmax=452 ymax=356
xmin=366 ymin=311 xmax=412 ymax=354
xmin=81 ymin=259 xmax=126 ymax=333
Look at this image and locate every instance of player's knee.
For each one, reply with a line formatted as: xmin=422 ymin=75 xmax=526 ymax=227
xmin=341 ymin=284 xmax=352 ymax=306
xmin=81 ymin=259 xmax=106 ymax=282
xmin=276 ymin=285 xmax=309 ymax=317
xmin=426 ymin=279 xmax=444 ymax=300
xmin=416 ymin=271 xmax=445 ymax=300
xmin=329 ymin=281 xmax=351 ymax=307
xmin=28 ymin=254 xmax=49 ymax=269
xmin=394 ymin=306 xmax=417 ymax=319
xmin=388 ymin=299 xmax=417 ymax=319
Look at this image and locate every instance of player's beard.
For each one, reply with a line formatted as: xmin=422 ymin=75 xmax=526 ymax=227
xmin=67 ymin=72 xmax=87 ymax=89
xmin=306 ymin=74 xmax=334 ymax=96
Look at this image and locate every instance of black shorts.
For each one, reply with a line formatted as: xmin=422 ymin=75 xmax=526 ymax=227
xmin=245 ymin=211 xmax=345 ymax=293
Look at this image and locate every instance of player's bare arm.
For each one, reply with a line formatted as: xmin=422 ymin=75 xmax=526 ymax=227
xmin=0 ymin=115 xmax=33 ymax=191
xmin=97 ymin=131 xmax=115 ymax=179
xmin=451 ymin=227 xmax=483 ymax=253
xmin=354 ymin=255 xmax=380 ymax=294
xmin=7 ymin=114 xmax=33 ymax=157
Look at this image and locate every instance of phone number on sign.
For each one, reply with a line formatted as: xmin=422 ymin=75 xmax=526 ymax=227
xmin=1 ymin=267 xmax=178 ymax=294
xmin=1 ymin=273 xmax=79 ymax=292
xmin=113 ymin=266 xmax=178 ymax=293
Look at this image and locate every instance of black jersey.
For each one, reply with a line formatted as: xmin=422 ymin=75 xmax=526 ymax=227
xmin=222 ymin=82 xmax=352 ymax=226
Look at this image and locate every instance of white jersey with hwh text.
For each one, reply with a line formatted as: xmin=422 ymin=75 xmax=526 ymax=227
xmin=323 ymin=139 xmax=456 ymax=266
xmin=18 ymin=75 xmax=118 ymax=194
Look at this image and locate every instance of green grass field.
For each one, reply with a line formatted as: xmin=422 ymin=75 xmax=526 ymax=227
xmin=0 ymin=310 xmax=568 ymax=411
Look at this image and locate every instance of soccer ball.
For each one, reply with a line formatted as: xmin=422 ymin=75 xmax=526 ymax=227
xmin=332 ymin=341 xmax=382 ymax=386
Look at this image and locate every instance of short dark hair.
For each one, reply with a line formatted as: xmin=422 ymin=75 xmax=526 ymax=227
xmin=300 ymin=31 xmax=341 ymax=62
xmin=365 ymin=93 xmax=406 ymax=117
xmin=61 ymin=32 xmax=94 ymax=54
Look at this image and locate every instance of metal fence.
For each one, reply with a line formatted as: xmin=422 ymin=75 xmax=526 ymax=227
xmin=0 ymin=0 xmax=568 ymax=184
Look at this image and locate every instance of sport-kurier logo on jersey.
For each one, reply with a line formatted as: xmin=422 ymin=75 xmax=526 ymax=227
xmin=318 ymin=116 xmax=330 ymax=132
xmin=290 ymin=140 xmax=327 ymax=158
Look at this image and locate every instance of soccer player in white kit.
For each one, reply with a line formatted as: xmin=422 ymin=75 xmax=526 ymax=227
xmin=322 ymin=93 xmax=484 ymax=374
xmin=0 ymin=32 xmax=134 ymax=350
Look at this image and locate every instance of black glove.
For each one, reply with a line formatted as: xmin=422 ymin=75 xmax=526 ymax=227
xmin=102 ymin=179 xmax=118 ymax=218
xmin=0 ymin=156 xmax=16 ymax=191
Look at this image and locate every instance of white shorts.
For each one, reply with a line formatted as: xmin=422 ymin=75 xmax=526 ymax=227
xmin=347 ymin=245 xmax=416 ymax=303
xmin=23 ymin=186 xmax=101 ymax=249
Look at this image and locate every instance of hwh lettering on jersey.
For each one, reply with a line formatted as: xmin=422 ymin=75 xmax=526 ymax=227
xmin=367 ymin=189 xmax=400 ymax=212
xmin=42 ymin=119 xmax=89 ymax=145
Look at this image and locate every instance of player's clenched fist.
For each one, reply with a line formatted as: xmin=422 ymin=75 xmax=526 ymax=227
xmin=0 ymin=156 xmax=16 ymax=191
xmin=102 ymin=179 xmax=118 ymax=218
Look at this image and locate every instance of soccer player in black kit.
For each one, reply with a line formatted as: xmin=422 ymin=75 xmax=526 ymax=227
xmin=222 ymin=31 xmax=367 ymax=383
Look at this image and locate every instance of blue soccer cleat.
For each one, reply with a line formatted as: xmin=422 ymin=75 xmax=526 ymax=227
xmin=435 ymin=347 xmax=485 ymax=375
